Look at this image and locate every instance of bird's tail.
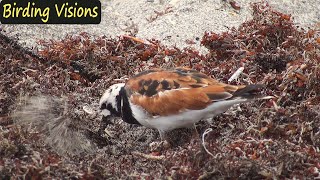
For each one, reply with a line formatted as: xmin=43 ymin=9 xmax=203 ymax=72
xmin=232 ymin=84 xmax=273 ymax=100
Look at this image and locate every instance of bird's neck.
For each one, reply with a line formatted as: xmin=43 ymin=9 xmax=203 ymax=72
xmin=118 ymin=87 xmax=141 ymax=125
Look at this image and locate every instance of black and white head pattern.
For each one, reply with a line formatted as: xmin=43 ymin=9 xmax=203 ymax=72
xmin=99 ymin=83 xmax=125 ymax=117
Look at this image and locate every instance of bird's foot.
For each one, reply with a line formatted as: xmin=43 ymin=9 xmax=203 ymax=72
xmin=149 ymin=140 xmax=170 ymax=152
xmin=149 ymin=129 xmax=171 ymax=151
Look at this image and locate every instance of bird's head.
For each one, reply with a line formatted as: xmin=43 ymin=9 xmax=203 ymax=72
xmin=99 ymin=83 xmax=125 ymax=118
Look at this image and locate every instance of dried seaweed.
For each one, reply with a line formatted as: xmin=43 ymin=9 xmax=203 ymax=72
xmin=1 ymin=2 xmax=320 ymax=179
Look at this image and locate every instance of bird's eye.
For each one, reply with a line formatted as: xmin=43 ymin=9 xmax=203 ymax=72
xmin=100 ymin=103 xmax=107 ymax=110
xmin=106 ymin=104 xmax=114 ymax=111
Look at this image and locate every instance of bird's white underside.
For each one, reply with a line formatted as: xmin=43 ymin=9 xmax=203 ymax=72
xmin=129 ymin=98 xmax=251 ymax=132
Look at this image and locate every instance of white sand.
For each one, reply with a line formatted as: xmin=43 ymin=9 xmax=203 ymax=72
xmin=1 ymin=0 xmax=319 ymax=52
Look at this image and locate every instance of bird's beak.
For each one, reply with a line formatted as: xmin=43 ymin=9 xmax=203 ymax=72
xmin=101 ymin=115 xmax=112 ymax=123
xmin=99 ymin=112 xmax=116 ymax=134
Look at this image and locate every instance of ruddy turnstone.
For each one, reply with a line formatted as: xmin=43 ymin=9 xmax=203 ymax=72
xmin=99 ymin=67 xmax=271 ymax=139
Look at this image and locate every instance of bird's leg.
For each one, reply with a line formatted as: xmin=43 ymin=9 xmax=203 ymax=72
xmin=186 ymin=123 xmax=200 ymax=137
xmin=134 ymin=128 xmax=147 ymax=142
xmin=158 ymin=129 xmax=167 ymax=141
xmin=189 ymin=123 xmax=201 ymax=140
xmin=149 ymin=129 xmax=170 ymax=150
xmin=193 ymin=124 xmax=199 ymax=136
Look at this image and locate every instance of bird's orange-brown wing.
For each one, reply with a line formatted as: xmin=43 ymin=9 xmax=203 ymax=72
xmin=125 ymin=67 xmax=219 ymax=95
xmin=125 ymin=68 xmax=258 ymax=116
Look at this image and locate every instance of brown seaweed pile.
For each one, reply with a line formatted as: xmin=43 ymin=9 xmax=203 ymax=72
xmin=1 ymin=3 xmax=320 ymax=179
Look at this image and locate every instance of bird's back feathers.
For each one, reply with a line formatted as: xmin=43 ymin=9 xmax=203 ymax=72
xmin=124 ymin=68 xmax=266 ymax=116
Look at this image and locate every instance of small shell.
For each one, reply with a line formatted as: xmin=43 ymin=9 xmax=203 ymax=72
xmin=228 ymin=67 xmax=244 ymax=82
xmin=83 ymin=105 xmax=96 ymax=115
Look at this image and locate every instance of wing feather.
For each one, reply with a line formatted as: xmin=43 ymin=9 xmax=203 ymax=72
xmin=126 ymin=67 xmax=218 ymax=96
xmin=125 ymin=68 xmax=264 ymax=116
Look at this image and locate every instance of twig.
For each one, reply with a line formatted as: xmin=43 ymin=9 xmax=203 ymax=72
xmin=132 ymin=151 xmax=165 ymax=160
xmin=202 ymin=128 xmax=214 ymax=157
xmin=272 ymin=100 xmax=279 ymax=111
xmin=146 ymin=6 xmax=173 ymax=22
xmin=113 ymin=76 xmax=129 ymax=82
xmin=121 ymin=35 xmax=147 ymax=44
